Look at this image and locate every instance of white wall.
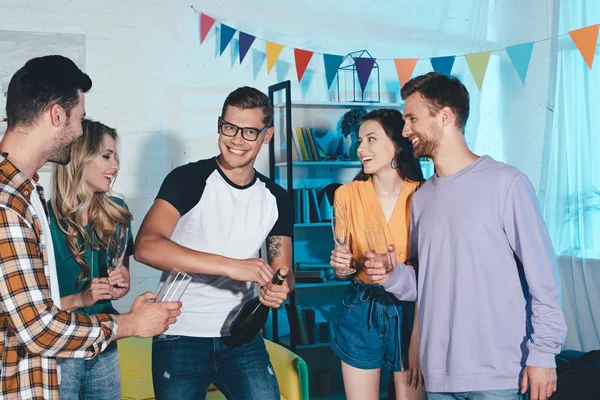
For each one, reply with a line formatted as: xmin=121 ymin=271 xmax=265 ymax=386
xmin=0 ymin=0 xmax=557 ymax=310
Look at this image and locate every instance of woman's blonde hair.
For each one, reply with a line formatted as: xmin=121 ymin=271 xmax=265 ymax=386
xmin=51 ymin=118 xmax=132 ymax=287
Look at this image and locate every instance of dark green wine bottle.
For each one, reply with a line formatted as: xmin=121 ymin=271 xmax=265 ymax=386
xmin=228 ymin=269 xmax=286 ymax=344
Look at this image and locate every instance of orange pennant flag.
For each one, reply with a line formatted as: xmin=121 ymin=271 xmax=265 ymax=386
xmin=569 ymin=24 xmax=599 ymax=69
xmin=394 ymin=59 xmax=418 ymax=87
xmin=294 ymin=49 xmax=314 ymax=82
xmin=266 ymin=42 xmax=285 ymax=74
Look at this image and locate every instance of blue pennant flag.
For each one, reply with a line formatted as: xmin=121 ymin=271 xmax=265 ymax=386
xmin=355 ymin=57 xmax=376 ymax=93
xmin=323 ymin=53 xmax=344 ymax=89
xmin=239 ymin=32 xmax=256 ymax=64
xmin=506 ymin=42 xmax=534 ymax=85
xmin=430 ymin=56 xmax=456 ymax=76
xmin=219 ymin=24 xmax=236 ymax=56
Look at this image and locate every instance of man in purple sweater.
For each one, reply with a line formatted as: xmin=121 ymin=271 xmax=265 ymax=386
xmin=365 ymin=72 xmax=567 ymax=400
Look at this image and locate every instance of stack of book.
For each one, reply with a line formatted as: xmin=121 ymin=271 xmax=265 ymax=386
xmin=294 ymin=262 xmax=335 ymax=283
xmin=293 ymin=188 xmax=333 ymax=223
xmin=294 ymin=127 xmax=324 ymax=161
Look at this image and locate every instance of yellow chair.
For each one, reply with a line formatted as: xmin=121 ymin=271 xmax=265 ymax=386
xmin=118 ymin=337 xmax=309 ymax=400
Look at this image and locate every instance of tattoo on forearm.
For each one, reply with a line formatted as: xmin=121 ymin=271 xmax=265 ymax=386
xmin=266 ymin=236 xmax=282 ymax=264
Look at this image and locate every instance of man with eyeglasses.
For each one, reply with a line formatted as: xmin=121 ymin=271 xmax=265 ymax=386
xmin=135 ymin=86 xmax=295 ymax=399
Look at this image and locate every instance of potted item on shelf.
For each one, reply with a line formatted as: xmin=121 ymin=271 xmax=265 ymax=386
xmin=338 ymin=107 xmax=367 ymax=160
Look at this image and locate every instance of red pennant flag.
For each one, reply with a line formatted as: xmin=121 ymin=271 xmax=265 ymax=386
xmin=200 ymin=13 xmax=216 ymax=44
xmin=569 ymin=24 xmax=599 ymax=69
xmin=294 ymin=49 xmax=314 ymax=82
xmin=394 ymin=59 xmax=418 ymax=87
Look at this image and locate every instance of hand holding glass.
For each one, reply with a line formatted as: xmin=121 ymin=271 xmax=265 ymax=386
xmin=156 ymin=268 xmax=192 ymax=302
xmin=364 ymin=225 xmax=395 ymax=273
xmin=106 ymin=224 xmax=129 ymax=273
xmin=331 ymin=205 xmax=356 ymax=276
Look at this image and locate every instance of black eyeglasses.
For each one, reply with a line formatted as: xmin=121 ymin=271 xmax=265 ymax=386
xmin=218 ymin=117 xmax=270 ymax=142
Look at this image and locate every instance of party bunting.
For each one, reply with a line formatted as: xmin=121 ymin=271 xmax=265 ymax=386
xmin=219 ymin=24 xmax=236 ymax=55
xmin=193 ymin=9 xmax=598 ymax=91
xmin=239 ymin=32 xmax=256 ymax=64
xmin=430 ymin=56 xmax=455 ymax=76
xmin=465 ymin=51 xmax=491 ymax=90
xmin=323 ymin=54 xmax=344 ymax=89
xmin=506 ymin=42 xmax=534 ymax=85
xmin=294 ymin=49 xmax=314 ymax=82
xmin=200 ymin=13 xmax=215 ymax=44
xmin=266 ymin=41 xmax=284 ymax=74
xmin=355 ymin=57 xmax=376 ymax=92
xmin=394 ymin=58 xmax=418 ymax=87
xmin=569 ymin=24 xmax=599 ymax=69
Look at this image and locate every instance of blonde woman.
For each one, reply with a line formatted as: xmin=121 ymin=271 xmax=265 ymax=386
xmin=48 ymin=119 xmax=133 ymax=400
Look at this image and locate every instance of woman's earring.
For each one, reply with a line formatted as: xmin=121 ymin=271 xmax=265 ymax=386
xmin=391 ymin=159 xmax=398 ymax=169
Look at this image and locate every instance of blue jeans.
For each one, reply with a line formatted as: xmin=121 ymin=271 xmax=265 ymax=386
xmin=331 ymin=280 xmax=414 ymax=371
xmin=427 ymin=389 xmax=523 ymax=400
xmin=152 ymin=333 xmax=280 ymax=400
xmin=58 ymin=342 xmax=121 ymax=400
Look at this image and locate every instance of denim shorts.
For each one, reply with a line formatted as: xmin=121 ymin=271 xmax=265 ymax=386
xmin=331 ymin=280 xmax=415 ymax=371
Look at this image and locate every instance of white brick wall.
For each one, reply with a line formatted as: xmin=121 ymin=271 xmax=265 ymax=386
xmin=0 ymin=0 xmax=557 ymax=310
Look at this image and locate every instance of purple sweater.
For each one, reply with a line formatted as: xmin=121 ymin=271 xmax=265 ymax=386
xmin=384 ymin=156 xmax=567 ymax=392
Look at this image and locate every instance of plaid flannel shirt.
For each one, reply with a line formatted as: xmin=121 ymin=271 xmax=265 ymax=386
xmin=0 ymin=157 xmax=118 ymax=400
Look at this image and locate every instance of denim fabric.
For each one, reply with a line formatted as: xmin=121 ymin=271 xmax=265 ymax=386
xmin=152 ymin=333 xmax=280 ymax=400
xmin=427 ymin=389 xmax=523 ymax=400
xmin=331 ymin=279 xmax=414 ymax=371
xmin=58 ymin=342 xmax=121 ymax=400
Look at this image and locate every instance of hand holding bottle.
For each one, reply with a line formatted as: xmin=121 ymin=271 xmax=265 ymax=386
xmin=225 ymin=257 xmax=273 ymax=286
xmin=228 ymin=269 xmax=287 ymax=344
xmin=258 ymin=268 xmax=290 ymax=308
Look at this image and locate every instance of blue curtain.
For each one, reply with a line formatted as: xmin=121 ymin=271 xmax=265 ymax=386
xmin=538 ymin=0 xmax=600 ymax=351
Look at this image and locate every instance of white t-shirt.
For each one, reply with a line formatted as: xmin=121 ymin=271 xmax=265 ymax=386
xmin=29 ymin=183 xmax=62 ymax=383
xmin=155 ymin=157 xmax=292 ymax=337
xmin=30 ymin=184 xmax=61 ymax=309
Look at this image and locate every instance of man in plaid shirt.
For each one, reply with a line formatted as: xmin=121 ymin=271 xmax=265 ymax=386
xmin=0 ymin=55 xmax=182 ymax=399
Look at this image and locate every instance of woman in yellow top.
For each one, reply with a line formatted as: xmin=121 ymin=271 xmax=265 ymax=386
xmin=330 ymin=109 xmax=425 ymax=400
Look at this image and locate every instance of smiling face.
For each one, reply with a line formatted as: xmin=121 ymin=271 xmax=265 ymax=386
xmin=402 ymin=92 xmax=443 ymax=159
xmin=356 ymin=119 xmax=397 ymax=176
xmin=84 ymin=133 xmax=119 ymax=195
xmin=217 ymin=105 xmax=273 ymax=170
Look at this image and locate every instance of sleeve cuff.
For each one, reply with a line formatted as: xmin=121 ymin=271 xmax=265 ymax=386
xmin=382 ymin=263 xmax=403 ymax=292
xmin=526 ymin=348 xmax=557 ymax=368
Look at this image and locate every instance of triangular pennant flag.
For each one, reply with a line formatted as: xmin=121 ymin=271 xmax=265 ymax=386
xmin=465 ymin=51 xmax=491 ymax=91
xmin=394 ymin=58 xmax=418 ymax=87
xmin=430 ymin=56 xmax=455 ymax=76
xmin=355 ymin=57 xmax=376 ymax=93
xmin=266 ymin=41 xmax=284 ymax=74
xmin=506 ymin=42 xmax=534 ymax=85
xmin=219 ymin=24 xmax=236 ymax=55
xmin=323 ymin=54 xmax=344 ymax=89
xmin=294 ymin=49 xmax=314 ymax=82
xmin=200 ymin=13 xmax=216 ymax=44
xmin=239 ymin=32 xmax=256 ymax=64
xmin=569 ymin=24 xmax=599 ymax=69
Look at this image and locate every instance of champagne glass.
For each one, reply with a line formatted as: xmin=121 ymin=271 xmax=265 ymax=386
xmin=106 ymin=223 xmax=129 ymax=273
xmin=364 ymin=225 xmax=394 ymax=273
xmin=331 ymin=205 xmax=356 ymax=276
xmin=156 ymin=268 xmax=192 ymax=302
